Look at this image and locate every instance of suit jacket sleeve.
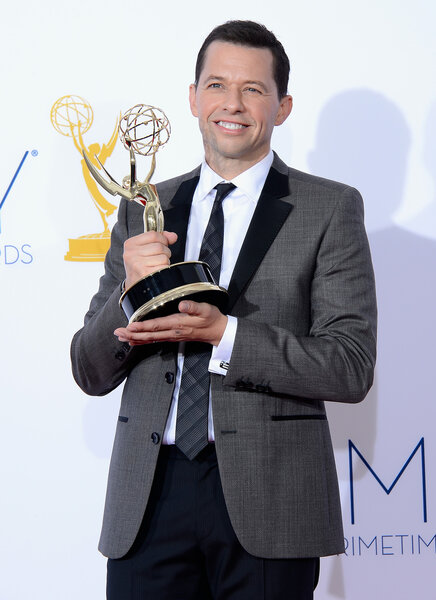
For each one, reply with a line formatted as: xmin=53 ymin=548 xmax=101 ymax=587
xmin=224 ymin=186 xmax=377 ymax=404
xmin=70 ymin=198 xmax=151 ymax=396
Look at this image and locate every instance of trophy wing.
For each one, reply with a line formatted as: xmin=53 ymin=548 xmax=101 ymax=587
xmin=82 ymin=149 xmax=132 ymax=200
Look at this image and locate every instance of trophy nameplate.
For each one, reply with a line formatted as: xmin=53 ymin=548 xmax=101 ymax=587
xmin=82 ymin=104 xmax=228 ymax=322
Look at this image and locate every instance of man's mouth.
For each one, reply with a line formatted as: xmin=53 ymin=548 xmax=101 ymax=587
xmin=216 ymin=121 xmax=247 ymax=130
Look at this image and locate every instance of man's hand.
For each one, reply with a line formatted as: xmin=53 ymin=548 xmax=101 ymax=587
xmin=114 ymin=300 xmax=228 ymax=347
xmin=123 ymin=230 xmax=178 ymax=290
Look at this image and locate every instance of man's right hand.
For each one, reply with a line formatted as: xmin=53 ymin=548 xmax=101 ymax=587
xmin=123 ymin=230 xmax=178 ymax=290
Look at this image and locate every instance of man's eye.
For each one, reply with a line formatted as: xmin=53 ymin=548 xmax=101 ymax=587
xmin=246 ymin=87 xmax=261 ymax=94
xmin=208 ymin=83 xmax=222 ymax=89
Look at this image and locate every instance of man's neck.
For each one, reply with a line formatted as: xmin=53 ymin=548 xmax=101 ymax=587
xmin=204 ymin=151 xmax=271 ymax=180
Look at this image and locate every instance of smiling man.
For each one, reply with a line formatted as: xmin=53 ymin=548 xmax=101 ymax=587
xmin=189 ymin=41 xmax=292 ymax=178
xmin=71 ymin=20 xmax=377 ymax=600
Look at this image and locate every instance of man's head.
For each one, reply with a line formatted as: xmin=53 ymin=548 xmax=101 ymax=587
xmin=189 ymin=22 xmax=293 ymax=179
xmin=195 ymin=20 xmax=290 ymax=100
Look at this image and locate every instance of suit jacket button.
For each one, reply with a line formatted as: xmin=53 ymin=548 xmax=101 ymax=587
xmin=165 ymin=371 xmax=174 ymax=384
xmin=151 ymin=432 xmax=160 ymax=444
xmin=115 ymin=351 xmax=125 ymax=361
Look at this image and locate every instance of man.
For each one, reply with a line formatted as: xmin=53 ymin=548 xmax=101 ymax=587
xmin=71 ymin=20 xmax=377 ymax=599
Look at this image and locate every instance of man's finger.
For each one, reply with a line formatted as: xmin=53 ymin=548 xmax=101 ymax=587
xmin=178 ymin=300 xmax=206 ymax=315
xmin=126 ymin=315 xmax=181 ymax=332
xmin=163 ymin=231 xmax=178 ymax=245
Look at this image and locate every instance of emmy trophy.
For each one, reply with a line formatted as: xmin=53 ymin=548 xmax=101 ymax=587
xmin=50 ymin=94 xmax=119 ymax=261
xmin=83 ymin=104 xmax=228 ymax=323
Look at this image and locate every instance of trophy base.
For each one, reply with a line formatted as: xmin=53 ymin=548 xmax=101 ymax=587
xmin=65 ymin=232 xmax=110 ymax=262
xmin=120 ymin=261 xmax=229 ymax=323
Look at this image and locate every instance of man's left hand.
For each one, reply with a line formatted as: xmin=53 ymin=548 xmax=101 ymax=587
xmin=114 ymin=300 xmax=228 ymax=347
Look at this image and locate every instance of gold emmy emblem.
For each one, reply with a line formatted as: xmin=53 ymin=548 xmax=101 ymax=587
xmin=83 ymin=104 xmax=228 ymax=322
xmin=50 ymin=95 xmax=119 ymax=261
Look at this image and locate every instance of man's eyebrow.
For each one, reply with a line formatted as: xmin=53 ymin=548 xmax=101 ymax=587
xmin=203 ymin=75 xmax=225 ymax=83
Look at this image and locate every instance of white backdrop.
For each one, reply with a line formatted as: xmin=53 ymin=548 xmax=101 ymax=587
xmin=1 ymin=1 xmax=435 ymax=598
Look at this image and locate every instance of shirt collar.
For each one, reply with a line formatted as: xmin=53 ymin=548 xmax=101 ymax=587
xmin=195 ymin=150 xmax=274 ymax=204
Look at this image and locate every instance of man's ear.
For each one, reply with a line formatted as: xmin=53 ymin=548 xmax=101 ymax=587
xmin=189 ymin=84 xmax=198 ymax=117
xmin=275 ymin=95 xmax=293 ymax=126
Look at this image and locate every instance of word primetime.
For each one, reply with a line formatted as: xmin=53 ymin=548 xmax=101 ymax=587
xmin=344 ymin=533 xmax=436 ymax=557
xmin=0 ymin=244 xmax=33 ymax=265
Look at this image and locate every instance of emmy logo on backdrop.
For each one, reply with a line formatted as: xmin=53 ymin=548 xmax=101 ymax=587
xmin=82 ymin=103 xmax=228 ymax=322
xmin=50 ymin=94 xmax=119 ymax=261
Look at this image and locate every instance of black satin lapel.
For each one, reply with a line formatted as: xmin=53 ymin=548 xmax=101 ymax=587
xmin=227 ymin=167 xmax=292 ymax=312
xmin=163 ymin=176 xmax=199 ymax=264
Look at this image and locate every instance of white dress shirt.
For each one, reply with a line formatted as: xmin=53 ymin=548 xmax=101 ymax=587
xmin=162 ymin=150 xmax=274 ymax=444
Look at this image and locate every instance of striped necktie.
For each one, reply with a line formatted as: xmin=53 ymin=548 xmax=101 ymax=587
xmin=175 ymin=183 xmax=236 ymax=459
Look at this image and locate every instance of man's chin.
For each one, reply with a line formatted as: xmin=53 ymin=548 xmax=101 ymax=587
xmin=208 ymin=144 xmax=259 ymax=162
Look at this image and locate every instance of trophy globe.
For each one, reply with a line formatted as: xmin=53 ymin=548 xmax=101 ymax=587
xmin=119 ymin=104 xmax=171 ymax=157
xmin=50 ymin=95 xmax=94 ymax=138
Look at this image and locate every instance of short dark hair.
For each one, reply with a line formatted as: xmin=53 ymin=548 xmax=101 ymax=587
xmin=195 ymin=20 xmax=290 ymax=99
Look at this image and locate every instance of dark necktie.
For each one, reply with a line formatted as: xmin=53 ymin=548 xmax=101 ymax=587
xmin=175 ymin=183 xmax=236 ymax=460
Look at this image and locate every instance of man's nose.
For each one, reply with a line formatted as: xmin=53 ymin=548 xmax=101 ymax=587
xmin=222 ymin=88 xmax=244 ymax=113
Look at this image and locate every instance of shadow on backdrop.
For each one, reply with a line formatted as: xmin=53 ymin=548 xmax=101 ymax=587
xmin=309 ymin=88 xmax=436 ymax=597
xmin=408 ymin=99 xmax=436 ymax=238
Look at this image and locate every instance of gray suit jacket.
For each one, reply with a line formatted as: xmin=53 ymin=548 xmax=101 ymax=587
xmin=71 ymin=154 xmax=377 ymax=560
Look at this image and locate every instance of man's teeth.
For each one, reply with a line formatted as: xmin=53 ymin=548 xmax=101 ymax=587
xmin=217 ymin=121 xmax=246 ymax=130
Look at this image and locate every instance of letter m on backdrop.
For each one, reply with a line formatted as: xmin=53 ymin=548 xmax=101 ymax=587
xmin=348 ymin=438 xmax=427 ymax=524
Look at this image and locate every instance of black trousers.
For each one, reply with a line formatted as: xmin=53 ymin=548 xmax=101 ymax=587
xmin=107 ymin=445 xmax=319 ymax=600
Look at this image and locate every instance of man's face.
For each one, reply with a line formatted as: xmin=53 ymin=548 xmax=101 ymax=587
xmin=189 ymin=41 xmax=292 ymax=176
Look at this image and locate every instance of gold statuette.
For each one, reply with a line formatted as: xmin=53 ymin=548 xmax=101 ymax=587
xmin=82 ymin=104 xmax=169 ymax=233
